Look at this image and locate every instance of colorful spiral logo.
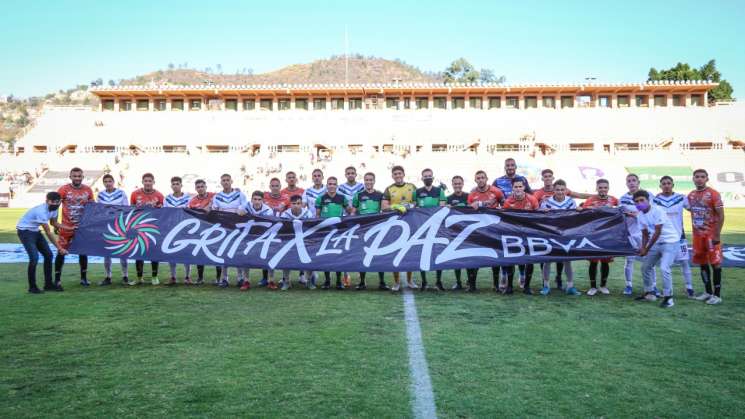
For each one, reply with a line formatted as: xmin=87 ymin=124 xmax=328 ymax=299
xmin=103 ymin=210 xmax=160 ymax=257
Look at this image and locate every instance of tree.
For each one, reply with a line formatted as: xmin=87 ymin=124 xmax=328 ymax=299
xmin=108 ymin=79 xmax=116 ymax=86
xmin=444 ymin=58 xmax=480 ymax=83
xmin=168 ymin=62 xmax=175 ymax=70
xmin=647 ymin=59 xmax=733 ymax=103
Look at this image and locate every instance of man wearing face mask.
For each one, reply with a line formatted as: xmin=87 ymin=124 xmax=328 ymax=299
xmin=16 ymin=192 xmax=68 ymax=293
xmin=620 ymin=173 xmax=657 ymax=296
xmin=415 ymin=168 xmax=447 ymax=291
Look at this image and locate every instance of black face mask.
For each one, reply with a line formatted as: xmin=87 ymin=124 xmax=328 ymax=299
xmin=423 ymin=178 xmax=434 ymax=187
xmin=48 ymin=204 xmax=60 ymax=211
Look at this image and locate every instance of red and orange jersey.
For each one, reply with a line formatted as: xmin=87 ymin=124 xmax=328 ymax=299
xmin=57 ymin=183 xmax=94 ymax=226
xmin=687 ymin=187 xmax=724 ymax=235
xmin=280 ymin=187 xmax=305 ymax=201
xmin=188 ymin=192 xmax=214 ymax=210
xmin=503 ymin=194 xmax=540 ymax=210
xmin=532 ymin=187 xmax=573 ymax=203
xmin=467 ymin=186 xmax=504 ymax=209
xmin=130 ymin=188 xmax=164 ymax=208
xmin=581 ymin=195 xmax=619 ymax=208
xmin=264 ymin=191 xmax=291 ymax=213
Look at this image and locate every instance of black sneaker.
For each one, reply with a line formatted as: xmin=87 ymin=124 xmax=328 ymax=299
xmin=335 ymin=282 xmax=344 ymax=290
xmin=321 ymin=281 xmax=331 ymax=290
xmin=52 ymin=282 xmax=64 ymax=292
xmin=28 ymin=287 xmax=43 ymax=294
xmin=355 ymin=283 xmax=367 ymax=291
xmin=80 ymin=279 xmax=90 ymax=287
xmin=196 ymin=278 xmax=204 ymax=285
xmin=452 ymin=282 xmax=464 ymax=291
xmin=236 ymin=279 xmax=245 ymax=289
xmin=99 ymin=277 xmax=112 ymax=286
xmin=378 ymin=283 xmax=390 ymax=291
xmin=435 ymin=281 xmax=445 ymax=291
xmin=502 ymin=286 xmax=514 ymax=295
xmin=523 ymin=288 xmax=533 ymax=295
xmin=634 ymin=293 xmax=650 ymax=301
xmin=121 ymin=277 xmax=129 ymax=286
xmin=659 ymin=297 xmax=675 ymax=308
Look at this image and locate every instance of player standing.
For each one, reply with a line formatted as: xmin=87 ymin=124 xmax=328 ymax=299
xmin=415 ymin=168 xmax=447 ymax=291
xmin=97 ymin=173 xmax=130 ymax=286
xmin=446 ymin=175 xmax=469 ymax=290
xmin=54 ymin=167 xmax=94 ymax=288
xmin=164 ymin=176 xmax=192 ymax=285
xmin=654 ymin=176 xmax=695 ymax=297
xmin=129 ymin=172 xmax=164 ymax=285
xmin=620 ymin=174 xmax=657 ymax=296
xmin=210 ymin=174 xmax=247 ymax=288
xmin=381 ymin=165 xmax=418 ymax=292
xmin=316 ymin=177 xmax=354 ymax=290
xmin=337 ymin=166 xmax=364 ymax=288
xmin=579 ymin=179 xmax=619 ymax=296
xmin=279 ymin=195 xmax=313 ymax=290
xmin=502 ymin=178 xmax=540 ymax=294
xmin=187 ymin=179 xmax=218 ymax=285
xmin=352 ymin=172 xmax=389 ymax=290
xmin=302 ymin=169 xmax=326 ymax=217
xmin=539 ymin=180 xmax=580 ymax=296
xmin=467 ymin=170 xmax=504 ymax=293
xmin=244 ymin=190 xmax=279 ymax=290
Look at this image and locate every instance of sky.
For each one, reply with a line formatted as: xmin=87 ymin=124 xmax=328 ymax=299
xmin=1 ymin=0 xmax=744 ymax=98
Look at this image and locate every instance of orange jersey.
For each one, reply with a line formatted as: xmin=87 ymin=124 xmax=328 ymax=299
xmin=467 ymin=186 xmax=504 ymax=209
xmin=581 ymin=195 xmax=619 ymax=208
xmin=687 ymin=187 xmax=723 ymax=235
xmin=533 ymin=187 xmax=573 ymax=203
xmin=503 ymin=194 xmax=539 ymax=210
xmin=57 ymin=183 xmax=94 ymax=226
xmin=263 ymin=192 xmax=291 ymax=212
xmin=280 ymin=187 xmax=305 ymax=201
xmin=130 ymin=188 xmax=164 ymax=208
xmin=188 ymin=193 xmax=214 ymax=210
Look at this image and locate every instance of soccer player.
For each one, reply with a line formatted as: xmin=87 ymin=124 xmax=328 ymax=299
xmin=338 ymin=166 xmax=365 ymax=287
xmin=352 ymin=172 xmax=389 ymax=291
xmin=279 ymin=194 xmax=313 ymax=290
xmin=416 ymin=168 xmax=447 ymax=291
xmin=55 ymin=167 xmax=94 ymax=287
xmin=620 ymin=173 xmax=657 ymax=296
xmin=303 ymin=169 xmax=326 ymax=217
xmin=687 ymin=169 xmax=725 ymax=305
xmin=539 ymin=180 xmax=580 ymax=296
xmin=654 ymin=176 xmax=695 ymax=297
xmin=281 ymin=171 xmax=305 ymax=201
xmin=264 ymin=177 xmax=290 ymax=214
xmin=97 ymin=174 xmax=130 ymax=286
xmin=245 ymin=190 xmax=280 ymax=290
xmin=502 ymin=178 xmax=540 ymax=294
xmin=493 ymin=158 xmax=532 ymax=198
xmin=382 ymin=165 xmax=418 ymax=292
xmin=16 ymin=192 xmax=67 ymax=293
xmin=187 ymin=179 xmax=218 ymax=285
xmin=467 ymin=170 xmax=504 ymax=293
xmin=211 ymin=174 xmax=248 ymax=288
xmin=633 ymin=190 xmax=680 ymax=308
xmin=164 ymin=176 xmax=192 ymax=285
xmin=579 ymin=179 xmax=619 ymax=296
xmin=446 ymin=175 xmax=469 ymax=290
xmin=316 ymin=177 xmax=354 ymax=290
xmin=130 ymin=172 xmax=164 ymax=285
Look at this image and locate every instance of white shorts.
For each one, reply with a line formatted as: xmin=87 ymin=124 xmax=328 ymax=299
xmin=675 ymin=239 xmax=690 ymax=263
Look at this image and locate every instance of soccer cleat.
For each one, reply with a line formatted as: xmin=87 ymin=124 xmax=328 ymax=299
xmin=694 ymin=292 xmax=712 ymax=301
xmin=599 ymin=287 xmax=610 ymax=295
xmin=151 ymin=277 xmax=160 ymax=286
xmin=502 ymin=286 xmax=514 ymax=295
xmin=28 ymin=288 xmax=43 ymax=294
xmin=686 ymin=288 xmax=695 ymax=298
xmin=565 ymin=287 xmax=581 ymax=296
xmin=659 ymin=297 xmax=675 ymax=308
xmin=236 ymin=279 xmax=245 ymax=289
xmin=280 ymin=280 xmax=290 ymax=291
xmin=342 ymin=273 xmax=351 ymax=287
xmin=644 ymin=293 xmax=657 ymax=302
xmin=540 ymin=286 xmax=550 ymax=296
xmin=407 ymin=280 xmax=419 ymax=289
xmin=258 ymin=277 xmax=269 ymax=287
xmin=335 ymin=281 xmax=344 ymax=290
xmin=167 ymin=277 xmax=177 ymax=286
xmin=184 ymin=278 xmax=193 ymax=286
xmin=523 ymin=287 xmax=533 ymax=295
xmin=452 ymin=282 xmax=464 ymax=291
xmin=80 ymin=279 xmax=90 ymax=287
xmin=355 ymin=283 xmax=367 ymax=291
xmin=586 ymin=288 xmax=598 ymax=296
xmin=218 ymin=279 xmax=229 ymax=288
xmin=378 ymin=283 xmax=390 ymax=291
xmin=298 ymin=273 xmax=307 ymax=285
xmin=121 ymin=277 xmax=130 ymax=286
xmin=321 ymin=281 xmax=331 ymax=290
xmin=391 ymin=283 xmax=401 ymax=292
xmin=268 ymin=281 xmax=278 ymax=290
xmin=518 ymin=277 xmax=525 ymax=289
xmin=99 ymin=277 xmax=112 ymax=286
xmin=308 ymin=281 xmax=317 ymax=290
xmin=623 ymin=286 xmax=633 ymax=296
xmin=706 ymin=295 xmax=722 ymax=305
xmin=196 ymin=277 xmax=204 ymax=285
xmin=239 ymin=280 xmax=251 ymax=291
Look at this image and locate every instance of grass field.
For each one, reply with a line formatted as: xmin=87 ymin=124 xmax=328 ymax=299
xmin=1 ymin=208 xmax=743 ymax=418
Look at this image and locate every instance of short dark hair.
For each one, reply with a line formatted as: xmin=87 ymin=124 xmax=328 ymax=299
xmin=475 ymin=170 xmax=487 ymax=177
xmin=312 ymin=168 xmax=323 ymax=175
xmin=221 ymin=173 xmax=231 ymax=179
xmin=170 ymin=176 xmax=182 ymax=184
xmin=290 ymin=194 xmax=303 ymax=203
xmin=102 ymin=174 xmax=114 ymax=182
xmin=541 ymin=169 xmax=554 ymax=176
xmin=142 ymin=173 xmax=154 ymax=180
xmin=693 ymin=168 xmax=708 ymax=177
xmin=391 ymin=165 xmax=405 ymax=174
xmin=554 ymin=179 xmax=567 ymax=187
xmin=70 ymin=167 xmax=83 ymax=174
xmin=364 ymin=172 xmax=375 ymax=179
xmin=345 ymin=166 xmax=356 ymax=173
xmin=252 ymin=190 xmax=264 ymax=199
xmin=269 ymin=177 xmax=280 ymax=184
xmin=195 ymin=179 xmax=206 ymax=186
xmin=633 ymin=190 xmax=649 ymax=200
xmin=659 ymin=175 xmax=673 ymax=183
xmin=285 ymin=171 xmax=296 ymax=177
xmin=46 ymin=191 xmax=61 ymax=201
xmin=596 ymin=178 xmax=609 ymax=186
xmin=511 ymin=177 xmax=525 ymax=186
xmin=626 ymin=173 xmax=639 ymax=181
xmin=328 ymin=176 xmax=338 ymax=183
xmin=452 ymin=175 xmax=464 ymax=182
xmin=504 ymin=158 xmax=515 ymax=164
xmin=421 ymin=168 xmax=433 ymax=176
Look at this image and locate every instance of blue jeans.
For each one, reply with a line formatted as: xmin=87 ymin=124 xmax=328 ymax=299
xmin=17 ymin=229 xmax=53 ymax=290
xmin=642 ymin=241 xmax=677 ymax=297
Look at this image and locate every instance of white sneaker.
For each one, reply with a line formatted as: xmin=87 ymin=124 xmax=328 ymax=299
xmin=391 ymin=283 xmax=401 ymax=292
xmin=586 ymin=288 xmax=598 ymax=296
xmin=280 ymin=280 xmax=290 ymax=291
xmin=706 ymin=295 xmax=722 ymax=305
xmin=599 ymin=287 xmax=610 ymax=295
xmin=407 ymin=281 xmax=419 ymax=289
xmin=151 ymin=277 xmax=160 ymax=285
xmin=695 ymin=293 xmax=712 ymax=301
xmin=298 ymin=274 xmax=307 ymax=285
xmin=644 ymin=293 xmax=657 ymax=302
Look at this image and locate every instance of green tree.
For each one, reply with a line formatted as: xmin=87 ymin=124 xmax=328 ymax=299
xmin=444 ymin=58 xmax=480 ymax=83
xmin=647 ymin=59 xmax=733 ymax=103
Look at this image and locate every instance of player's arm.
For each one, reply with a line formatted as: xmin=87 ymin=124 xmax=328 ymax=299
xmin=41 ymin=222 xmax=67 ymax=255
xmin=713 ymin=206 xmax=725 ymax=243
xmin=569 ymin=191 xmax=591 ymax=199
xmin=345 ymin=197 xmax=356 ymax=215
xmin=438 ymin=189 xmax=446 ymax=207
xmin=381 ymin=187 xmax=392 ymax=211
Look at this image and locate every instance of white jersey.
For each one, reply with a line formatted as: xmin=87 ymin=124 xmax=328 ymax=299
xmin=211 ymin=189 xmax=247 ymax=214
xmin=164 ymin=193 xmax=191 ymax=208
xmin=97 ymin=188 xmax=129 ymax=206
xmin=653 ymin=192 xmax=688 ymax=240
xmin=303 ymin=185 xmax=327 ymax=216
xmin=245 ymin=203 xmax=275 ymax=217
xmin=637 ymin=205 xmax=680 ymax=244
xmin=540 ymin=196 xmax=577 ymax=210
xmin=620 ymin=190 xmax=655 ymax=236
xmin=338 ymin=182 xmax=364 ymax=201
xmin=280 ymin=207 xmax=312 ymax=220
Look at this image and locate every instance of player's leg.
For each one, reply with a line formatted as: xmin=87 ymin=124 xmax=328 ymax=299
xmin=466 ymin=268 xmax=478 ymax=292
xmin=184 ymin=264 xmax=192 ymax=285
xmin=357 ymin=272 xmax=367 ymax=290
xmin=490 ymin=266 xmax=500 ymax=290
xmin=281 ymin=269 xmax=291 ymax=291
xmin=599 ymin=260 xmax=611 ymax=294
xmin=564 ymin=262 xmax=579 ymax=295
xmin=168 ymin=262 xmax=178 ymax=285
xmin=523 ymin=264 xmax=534 ymax=294
xmin=692 ymin=235 xmax=713 ymax=300
xmin=135 ymin=260 xmax=145 ymax=284
xmin=335 ymin=272 xmax=343 ymax=290
xmin=540 ymin=263 xmax=551 ymax=295
xmin=322 ymin=271 xmax=332 ymax=289
xmin=305 ymin=270 xmax=317 ymax=289
xmin=419 ymin=271 xmax=428 ymax=290
xmin=101 ymin=256 xmax=114 ymax=286
xmin=435 ymin=270 xmax=444 ymax=291
xmin=406 ymin=272 xmax=417 ymax=289
xmin=638 ymin=246 xmax=661 ymax=300
xmin=267 ymin=269 xmax=277 ymax=289
xmin=517 ymin=264 xmax=526 ymax=288
xmin=623 ymin=257 xmax=635 ymax=295
xmin=588 ymin=260 xmax=599 ymax=295
xmin=706 ymin=238 xmax=724 ymax=305
xmin=18 ymin=230 xmax=41 ymax=292
xmin=453 ymin=269 xmax=463 ymax=290
xmin=54 ymin=252 xmax=65 ymax=286
xmin=657 ymin=242 xmax=677 ymax=307
xmin=120 ymin=258 xmax=130 ymax=285
xmin=219 ymin=265 xmax=230 ymax=287
xmin=79 ymin=255 xmax=89 ymax=286
xmin=35 ymin=232 xmax=56 ymax=291
xmin=391 ymin=272 xmax=401 ymax=292
xmin=554 ymin=262 xmax=564 ymax=290
xmin=377 ymin=272 xmax=388 ymax=290
xmin=239 ymin=268 xmax=250 ymax=291
xmin=150 ymin=261 xmax=160 ymax=285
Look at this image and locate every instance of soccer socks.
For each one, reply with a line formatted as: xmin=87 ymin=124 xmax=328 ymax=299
xmin=104 ymin=257 xmax=113 ymax=278
xmin=454 ymin=269 xmax=462 ymax=287
xmin=589 ymin=261 xmax=598 ymax=288
xmin=624 ymin=257 xmax=634 ymax=288
xmin=713 ymin=266 xmax=722 ymax=297
xmin=54 ymin=253 xmax=65 ymax=282
xmin=518 ymin=264 xmax=526 ymax=281
xmin=150 ymin=262 xmax=159 ymax=278
xmin=359 ymin=271 xmax=367 ymax=287
xmin=680 ymin=261 xmax=693 ymax=290
xmin=169 ymin=262 xmax=178 ymax=278
xmin=600 ymin=262 xmax=609 ymax=287
xmin=555 ymin=262 xmax=564 ymax=284
xmin=79 ymin=255 xmax=88 ymax=280
xmin=700 ymin=265 xmax=713 ymax=294
xmin=419 ymin=271 xmax=427 ymax=288
xmin=523 ymin=265 xmax=534 ymax=288
xmin=135 ymin=260 xmax=144 ymax=279
xmin=491 ymin=266 xmax=500 ymax=289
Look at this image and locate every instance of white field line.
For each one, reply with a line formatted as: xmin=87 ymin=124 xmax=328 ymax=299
xmin=403 ymin=288 xmax=437 ymax=419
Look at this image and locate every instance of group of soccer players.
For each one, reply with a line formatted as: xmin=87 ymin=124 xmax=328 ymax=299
xmin=17 ymin=158 xmax=726 ymax=307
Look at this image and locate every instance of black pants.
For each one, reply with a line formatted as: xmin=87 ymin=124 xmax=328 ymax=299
xmin=18 ymin=229 xmax=53 ymax=290
xmin=135 ymin=260 xmax=159 ymax=278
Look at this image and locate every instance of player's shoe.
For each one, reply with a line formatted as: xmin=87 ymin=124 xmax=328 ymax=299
xmin=44 ymin=282 xmax=63 ymax=292
xmin=218 ymin=279 xmax=229 ymax=288
xmin=184 ymin=278 xmax=193 ymax=286
xmin=518 ymin=277 xmax=525 ymax=289
xmin=355 ymin=283 xmax=367 ymax=291
xmin=378 ymin=283 xmax=390 ymax=291
xmin=623 ymin=286 xmax=633 ymax=296
xmin=280 ymin=280 xmax=290 ymax=291
xmin=121 ymin=277 xmax=130 ymax=286
xmin=653 ymin=287 xmax=662 ymax=298
xmin=586 ymin=288 xmax=598 ymax=296
xmin=195 ymin=277 xmax=204 ymax=285
xmin=342 ymin=273 xmax=351 ymax=288
xmin=321 ymin=280 xmax=331 ymax=290
xmin=335 ymin=280 xmax=344 ymax=290
xmin=452 ymin=282 xmax=463 ymax=291
xmin=151 ymin=277 xmax=160 ymax=285
xmin=706 ymin=295 xmax=722 ymax=305
xmin=99 ymin=277 xmax=112 ymax=286
xmin=167 ymin=277 xmax=177 ymax=286
xmin=686 ymin=288 xmax=695 ymax=298
xmin=694 ymin=292 xmax=712 ymax=301
xmin=565 ymin=287 xmax=581 ymax=296
xmin=258 ymin=277 xmax=269 ymax=287
xmin=80 ymin=279 xmax=90 ymax=287
xmin=268 ymin=281 xmax=278 ymax=290
xmin=501 ymin=286 xmax=514 ymax=295
xmin=391 ymin=282 xmax=401 ymax=292
xmin=407 ymin=280 xmax=419 ymax=289
xmin=644 ymin=293 xmax=657 ymax=302
xmin=239 ymin=280 xmax=251 ymax=291
xmin=523 ymin=287 xmax=533 ymax=295
xmin=540 ymin=286 xmax=550 ymax=296
xmin=599 ymin=287 xmax=610 ymax=295
xmin=659 ymin=297 xmax=675 ymax=308
xmin=298 ymin=273 xmax=307 ymax=285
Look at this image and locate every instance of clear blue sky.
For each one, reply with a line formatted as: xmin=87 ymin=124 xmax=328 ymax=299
xmin=1 ymin=0 xmax=743 ymax=98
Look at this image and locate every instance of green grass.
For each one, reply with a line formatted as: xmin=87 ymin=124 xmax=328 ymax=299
xmin=1 ymin=208 xmax=744 ymax=418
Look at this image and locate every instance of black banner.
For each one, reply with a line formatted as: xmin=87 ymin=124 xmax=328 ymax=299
xmin=70 ymin=203 xmax=636 ymax=271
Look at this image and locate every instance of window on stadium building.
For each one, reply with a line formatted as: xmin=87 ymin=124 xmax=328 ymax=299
xmin=225 ymin=99 xmax=237 ymax=111
xmin=102 ymin=100 xmax=114 ymax=111
xmin=576 ymin=95 xmax=592 ymax=107
xmin=490 ymin=144 xmax=520 ymax=152
xmin=488 ymin=97 xmax=501 ymax=109
xmin=171 ymin=99 xmax=184 ymax=111
xmin=673 ymin=94 xmax=685 ymax=107
xmin=452 ymin=97 xmax=465 ymax=109
xmin=598 ymin=96 xmax=611 ymax=108
xmin=506 ymin=96 xmax=519 ymax=109
xmin=569 ymin=143 xmax=594 ymax=151
xmin=654 ymin=95 xmax=667 ymax=107
xmin=617 ymin=95 xmax=630 ymax=107
xmin=155 ymin=99 xmax=166 ymax=111
xmin=614 ymin=142 xmax=640 ymax=151
xmin=415 ymin=97 xmax=428 ymax=109
xmin=331 ymin=98 xmax=344 ymax=110
xmin=189 ymin=99 xmax=202 ymax=111
xmin=542 ymin=97 xmax=556 ymax=108
xmin=260 ymin=99 xmax=273 ymax=111
xmin=295 ymin=98 xmax=308 ymax=110
xmin=524 ymin=96 xmax=537 ymax=109
xmin=278 ymin=99 xmax=291 ymax=111
xmin=136 ymin=100 xmax=149 ymax=111
xmin=690 ymin=94 xmax=703 ymax=106
xmin=403 ymin=98 xmax=411 ymax=110
xmin=349 ymin=98 xmax=362 ymax=110
xmin=386 ymin=97 xmax=400 ymax=109
xmin=560 ymin=96 xmax=574 ymax=108
xmin=432 ymin=144 xmax=448 ymax=152
xmin=121 ymin=100 xmax=132 ymax=111
xmin=243 ymin=99 xmax=255 ymax=110
xmin=469 ymin=97 xmax=482 ymax=109
xmin=635 ymin=95 xmax=649 ymax=107
xmin=433 ymin=97 xmax=446 ymax=109
xmin=313 ymin=98 xmax=326 ymax=110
